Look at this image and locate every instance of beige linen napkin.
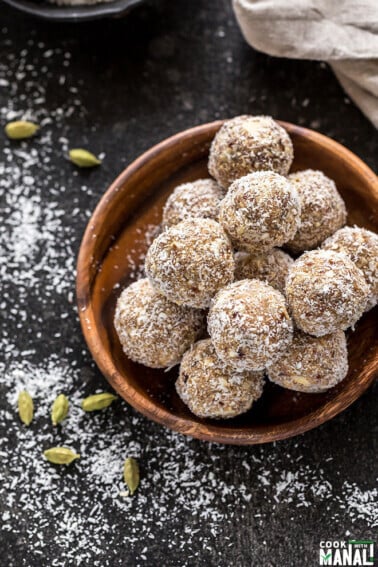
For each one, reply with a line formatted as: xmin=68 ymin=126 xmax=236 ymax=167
xmin=233 ymin=0 xmax=378 ymax=127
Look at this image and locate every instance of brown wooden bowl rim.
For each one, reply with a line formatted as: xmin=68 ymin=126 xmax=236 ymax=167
xmin=76 ymin=120 xmax=378 ymax=445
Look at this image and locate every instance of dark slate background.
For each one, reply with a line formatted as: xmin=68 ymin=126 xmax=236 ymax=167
xmin=0 ymin=1 xmax=377 ymax=566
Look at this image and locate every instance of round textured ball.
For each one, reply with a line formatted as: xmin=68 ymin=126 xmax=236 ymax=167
xmin=208 ymin=279 xmax=293 ymax=371
xmin=176 ymin=339 xmax=265 ymax=419
xmin=322 ymin=226 xmax=378 ymax=311
xmin=145 ymin=218 xmax=235 ymax=309
xmin=219 ymin=171 xmax=301 ymax=253
xmin=286 ymin=169 xmax=347 ymax=253
xmin=208 ymin=115 xmax=294 ymax=188
xmin=162 ymin=179 xmax=225 ymax=229
xmin=234 ymin=248 xmax=293 ymax=294
xmin=114 ymin=279 xmax=205 ymax=368
xmin=286 ymin=250 xmax=370 ymax=337
xmin=267 ymin=329 xmax=348 ymax=393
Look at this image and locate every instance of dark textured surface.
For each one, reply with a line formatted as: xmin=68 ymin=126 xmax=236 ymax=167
xmin=0 ymin=1 xmax=377 ymax=566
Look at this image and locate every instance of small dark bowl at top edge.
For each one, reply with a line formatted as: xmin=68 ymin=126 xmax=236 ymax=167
xmin=2 ymin=0 xmax=144 ymax=22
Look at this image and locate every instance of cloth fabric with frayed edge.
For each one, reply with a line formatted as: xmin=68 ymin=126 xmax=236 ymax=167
xmin=233 ymin=0 xmax=378 ymax=128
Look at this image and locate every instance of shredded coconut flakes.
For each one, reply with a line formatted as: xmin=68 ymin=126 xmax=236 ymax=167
xmin=0 ymin=28 xmax=376 ymax=567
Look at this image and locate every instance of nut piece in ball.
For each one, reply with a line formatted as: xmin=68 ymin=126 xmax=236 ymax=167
xmin=208 ymin=279 xmax=293 ymax=371
xmin=145 ymin=218 xmax=235 ymax=309
xmin=322 ymin=226 xmax=378 ymax=311
xmin=286 ymin=169 xmax=347 ymax=253
xmin=208 ymin=115 xmax=294 ymax=188
xmin=114 ymin=279 xmax=205 ymax=368
xmin=176 ymin=339 xmax=264 ymax=419
xmin=286 ymin=250 xmax=370 ymax=337
xmin=267 ymin=329 xmax=348 ymax=393
xmin=219 ymin=171 xmax=301 ymax=253
xmin=162 ymin=179 xmax=225 ymax=229
xmin=234 ymin=248 xmax=293 ymax=294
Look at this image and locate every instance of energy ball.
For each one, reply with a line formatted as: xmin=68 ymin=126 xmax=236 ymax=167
xmin=267 ymin=329 xmax=348 ymax=393
xmin=208 ymin=115 xmax=294 ymax=188
xmin=234 ymin=248 xmax=293 ymax=294
xmin=176 ymin=339 xmax=264 ymax=419
xmin=286 ymin=169 xmax=347 ymax=253
xmin=114 ymin=279 xmax=205 ymax=368
xmin=219 ymin=171 xmax=301 ymax=253
xmin=285 ymin=250 xmax=370 ymax=337
xmin=145 ymin=218 xmax=235 ymax=309
xmin=162 ymin=179 xmax=225 ymax=229
xmin=322 ymin=226 xmax=378 ymax=311
xmin=208 ymin=279 xmax=293 ymax=371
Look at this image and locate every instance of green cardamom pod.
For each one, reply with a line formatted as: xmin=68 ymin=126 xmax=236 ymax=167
xmin=81 ymin=392 xmax=117 ymax=412
xmin=69 ymin=148 xmax=101 ymax=168
xmin=51 ymin=393 xmax=69 ymax=426
xmin=5 ymin=120 xmax=39 ymax=140
xmin=18 ymin=390 xmax=34 ymax=426
xmin=43 ymin=447 xmax=80 ymax=465
xmin=123 ymin=457 xmax=139 ymax=495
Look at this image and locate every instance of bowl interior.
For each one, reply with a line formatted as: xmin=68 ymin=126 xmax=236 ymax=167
xmin=77 ymin=121 xmax=378 ymax=444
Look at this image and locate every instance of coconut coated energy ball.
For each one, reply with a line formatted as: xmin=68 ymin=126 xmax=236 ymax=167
xmin=208 ymin=115 xmax=294 ymax=188
xmin=176 ymin=339 xmax=265 ymax=419
xmin=234 ymin=248 xmax=293 ymax=294
xmin=162 ymin=179 xmax=225 ymax=229
xmin=145 ymin=218 xmax=235 ymax=309
xmin=219 ymin=171 xmax=301 ymax=253
xmin=114 ymin=279 xmax=205 ymax=368
xmin=286 ymin=250 xmax=370 ymax=337
xmin=286 ymin=169 xmax=347 ymax=253
xmin=322 ymin=226 xmax=378 ymax=311
xmin=208 ymin=279 xmax=293 ymax=371
xmin=267 ymin=329 xmax=348 ymax=393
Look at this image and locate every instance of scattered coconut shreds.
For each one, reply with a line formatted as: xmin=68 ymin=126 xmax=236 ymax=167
xmin=1 ymin=353 xmax=377 ymax=565
xmin=0 ymin=26 xmax=376 ymax=567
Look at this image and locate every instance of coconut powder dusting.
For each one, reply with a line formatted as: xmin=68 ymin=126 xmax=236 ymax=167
xmin=0 ymin=25 xmax=376 ymax=567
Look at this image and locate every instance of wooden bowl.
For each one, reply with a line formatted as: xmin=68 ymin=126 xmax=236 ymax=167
xmin=76 ymin=120 xmax=378 ymax=445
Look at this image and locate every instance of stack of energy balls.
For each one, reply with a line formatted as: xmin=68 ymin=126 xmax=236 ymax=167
xmin=114 ymin=115 xmax=378 ymax=420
